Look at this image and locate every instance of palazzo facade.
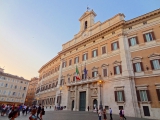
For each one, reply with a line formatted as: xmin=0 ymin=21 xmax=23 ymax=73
xmin=35 ymin=9 xmax=160 ymax=119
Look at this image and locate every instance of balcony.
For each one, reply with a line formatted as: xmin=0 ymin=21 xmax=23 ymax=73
xmin=66 ymin=76 xmax=101 ymax=86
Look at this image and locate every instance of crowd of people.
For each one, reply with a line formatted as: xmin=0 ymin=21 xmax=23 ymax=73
xmin=0 ymin=103 xmax=45 ymax=120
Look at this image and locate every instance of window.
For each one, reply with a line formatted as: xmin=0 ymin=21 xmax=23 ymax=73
xmin=136 ymin=90 xmax=150 ymax=102
xmin=62 ymin=61 xmax=67 ymax=68
xmin=52 ymin=83 xmax=55 ymax=88
xmin=128 ymin=37 xmax=138 ymax=46
xmin=92 ymin=71 xmax=98 ymax=78
xmin=22 ymin=93 xmax=24 ymax=98
xmin=8 ymin=91 xmax=11 ymax=96
xmin=82 ymin=53 xmax=88 ymax=61
xmin=102 ymin=46 xmax=106 ymax=54
xmin=69 ymin=59 xmax=72 ymax=66
xmin=10 ymin=85 xmax=13 ymax=88
xmin=13 ymin=92 xmax=16 ymax=96
xmin=82 ymin=74 xmax=87 ymax=79
xmin=3 ymin=91 xmax=6 ymax=95
xmin=150 ymin=60 xmax=160 ymax=70
xmin=1 ymin=83 xmax=3 ymax=87
xmin=133 ymin=62 xmax=143 ymax=72
xmin=143 ymin=32 xmax=155 ymax=42
xmin=23 ymin=87 xmax=26 ymax=90
xmin=114 ymin=91 xmax=125 ymax=102
xmin=92 ymin=49 xmax=98 ymax=57
xmin=15 ymin=85 xmax=17 ymax=89
xmin=73 ymin=76 xmax=76 ymax=82
xmin=111 ymin=41 xmax=119 ymax=50
xmin=20 ymin=86 xmax=22 ymax=90
xmin=68 ymin=77 xmax=70 ymax=83
xmin=84 ymin=21 xmax=87 ymax=29
xmin=74 ymin=57 xmax=79 ymax=64
xmin=114 ymin=65 xmax=122 ymax=75
xmin=5 ymin=84 xmax=8 ymax=87
xmin=103 ymin=69 xmax=107 ymax=77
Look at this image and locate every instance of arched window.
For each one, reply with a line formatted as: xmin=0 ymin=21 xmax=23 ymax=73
xmin=84 ymin=21 xmax=87 ymax=29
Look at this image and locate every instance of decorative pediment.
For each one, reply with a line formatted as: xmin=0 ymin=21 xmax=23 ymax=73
xmin=132 ymin=56 xmax=142 ymax=61
xmin=101 ymin=64 xmax=109 ymax=68
xmin=79 ymin=10 xmax=97 ymax=21
xmin=148 ymin=53 xmax=160 ymax=58
xmin=67 ymin=74 xmax=72 ymax=77
xmin=92 ymin=66 xmax=99 ymax=70
xmin=113 ymin=60 xmax=121 ymax=64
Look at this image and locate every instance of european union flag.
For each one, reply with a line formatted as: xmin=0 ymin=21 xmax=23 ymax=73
xmin=84 ymin=66 xmax=87 ymax=79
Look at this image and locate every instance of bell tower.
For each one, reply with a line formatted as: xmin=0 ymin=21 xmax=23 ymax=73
xmin=79 ymin=9 xmax=97 ymax=31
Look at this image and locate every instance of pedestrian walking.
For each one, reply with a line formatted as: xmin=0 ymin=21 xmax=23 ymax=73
xmin=8 ymin=110 xmax=19 ymax=120
xmin=109 ymin=108 xmax=112 ymax=120
xmin=29 ymin=109 xmax=37 ymax=120
xmin=88 ymin=106 xmax=89 ymax=112
xmin=122 ymin=109 xmax=126 ymax=120
xmin=37 ymin=104 xmax=41 ymax=119
xmin=98 ymin=108 xmax=102 ymax=120
xmin=119 ymin=109 xmax=123 ymax=120
xmin=103 ymin=109 xmax=107 ymax=120
xmin=26 ymin=106 xmax=29 ymax=115
xmin=40 ymin=106 xmax=45 ymax=120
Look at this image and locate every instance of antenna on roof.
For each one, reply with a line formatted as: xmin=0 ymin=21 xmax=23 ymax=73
xmin=87 ymin=5 xmax=90 ymax=11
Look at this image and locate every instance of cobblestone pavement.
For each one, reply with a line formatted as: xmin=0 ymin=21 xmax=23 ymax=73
xmin=0 ymin=111 xmax=156 ymax=120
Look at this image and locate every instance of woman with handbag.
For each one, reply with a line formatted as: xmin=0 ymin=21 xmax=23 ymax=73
xmin=40 ymin=106 xmax=45 ymax=120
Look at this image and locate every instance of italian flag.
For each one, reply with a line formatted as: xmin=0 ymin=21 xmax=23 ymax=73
xmin=75 ymin=66 xmax=80 ymax=80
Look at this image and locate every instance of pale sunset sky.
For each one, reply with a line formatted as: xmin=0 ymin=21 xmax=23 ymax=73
xmin=0 ymin=0 xmax=159 ymax=80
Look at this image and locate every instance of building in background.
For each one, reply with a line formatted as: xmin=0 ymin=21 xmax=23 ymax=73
xmin=35 ymin=9 xmax=160 ymax=119
xmin=0 ymin=68 xmax=29 ymax=105
xmin=25 ymin=77 xmax=39 ymax=105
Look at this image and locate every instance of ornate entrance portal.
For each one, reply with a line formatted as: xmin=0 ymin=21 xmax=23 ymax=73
xmin=79 ymin=91 xmax=86 ymax=111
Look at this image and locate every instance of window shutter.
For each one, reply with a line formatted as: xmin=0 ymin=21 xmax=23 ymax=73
xmin=114 ymin=66 xmax=116 ymax=75
xmin=140 ymin=62 xmax=144 ymax=71
xmin=143 ymin=34 xmax=147 ymax=42
xmin=133 ymin=63 xmax=136 ymax=72
xmin=92 ymin=51 xmax=94 ymax=57
xmin=65 ymin=61 xmax=67 ymax=67
xmin=77 ymin=57 xmax=79 ymax=63
xmin=117 ymin=41 xmax=119 ymax=49
xmin=151 ymin=32 xmax=155 ymax=40
xmin=102 ymin=47 xmax=104 ymax=54
xmin=104 ymin=46 xmax=106 ymax=53
xmin=146 ymin=90 xmax=151 ymax=101
xmin=114 ymin=91 xmax=117 ymax=101
xmin=82 ymin=54 xmax=84 ymax=61
xmin=120 ymin=65 xmax=122 ymax=73
xmin=156 ymin=89 xmax=160 ymax=101
xmin=86 ymin=53 xmax=88 ymax=60
xmin=136 ymin=90 xmax=141 ymax=101
xmin=92 ymin=72 xmax=94 ymax=77
xmin=82 ymin=74 xmax=84 ymax=79
xmin=122 ymin=91 xmax=125 ymax=102
xmin=150 ymin=60 xmax=154 ymax=70
xmin=103 ymin=69 xmax=107 ymax=77
xmin=111 ymin=43 xmax=113 ymax=51
xmin=128 ymin=38 xmax=131 ymax=46
xmin=135 ymin=36 xmax=139 ymax=44
xmin=96 ymin=49 xmax=98 ymax=56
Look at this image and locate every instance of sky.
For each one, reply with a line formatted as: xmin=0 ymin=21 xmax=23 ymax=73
xmin=0 ymin=0 xmax=160 ymax=80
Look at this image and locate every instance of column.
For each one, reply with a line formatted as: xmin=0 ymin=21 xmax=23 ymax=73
xmin=118 ymin=33 xmax=133 ymax=76
xmin=86 ymin=84 xmax=90 ymax=111
xmin=97 ymin=83 xmax=100 ymax=109
xmin=66 ymin=87 xmax=71 ymax=110
xmin=57 ymin=59 xmax=63 ymax=88
xmin=74 ymin=86 xmax=78 ymax=111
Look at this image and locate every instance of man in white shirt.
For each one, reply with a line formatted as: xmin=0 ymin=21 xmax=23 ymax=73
xmin=109 ymin=108 xmax=113 ymax=120
xmin=98 ymin=108 xmax=102 ymax=120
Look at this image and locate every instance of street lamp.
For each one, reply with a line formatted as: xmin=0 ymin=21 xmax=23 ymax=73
xmin=98 ymin=79 xmax=103 ymax=110
xmin=36 ymin=97 xmax=39 ymax=106
xmin=59 ymin=86 xmax=62 ymax=110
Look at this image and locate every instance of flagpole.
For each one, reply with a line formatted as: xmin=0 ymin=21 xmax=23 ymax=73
xmin=80 ymin=63 xmax=82 ymax=80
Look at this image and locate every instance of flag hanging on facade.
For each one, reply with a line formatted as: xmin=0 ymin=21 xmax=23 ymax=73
xmin=84 ymin=64 xmax=87 ymax=79
xmin=75 ymin=65 xmax=80 ymax=80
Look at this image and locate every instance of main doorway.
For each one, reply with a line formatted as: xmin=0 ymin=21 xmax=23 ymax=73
xmin=79 ymin=91 xmax=86 ymax=111
xmin=93 ymin=99 xmax=97 ymax=109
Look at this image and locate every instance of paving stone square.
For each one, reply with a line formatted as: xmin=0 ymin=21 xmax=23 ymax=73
xmin=0 ymin=111 xmax=157 ymax=120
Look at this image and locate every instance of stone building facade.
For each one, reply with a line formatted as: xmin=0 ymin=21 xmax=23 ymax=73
xmin=0 ymin=68 xmax=29 ymax=105
xmin=35 ymin=9 xmax=160 ymax=119
xmin=25 ymin=77 xmax=39 ymax=106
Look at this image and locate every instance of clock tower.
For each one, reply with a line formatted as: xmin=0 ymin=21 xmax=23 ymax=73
xmin=79 ymin=9 xmax=97 ymax=31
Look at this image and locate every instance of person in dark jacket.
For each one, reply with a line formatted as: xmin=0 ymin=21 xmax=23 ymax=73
xmin=40 ymin=106 xmax=45 ymax=120
xmin=37 ymin=104 xmax=41 ymax=119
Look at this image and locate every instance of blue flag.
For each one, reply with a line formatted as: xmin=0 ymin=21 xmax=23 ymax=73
xmin=84 ymin=65 xmax=87 ymax=79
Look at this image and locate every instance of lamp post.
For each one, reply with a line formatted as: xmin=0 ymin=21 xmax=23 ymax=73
xmin=59 ymin=86 xmax=62 ymax=110
xmin=98 ymin=80 xmax=103 ymax=110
